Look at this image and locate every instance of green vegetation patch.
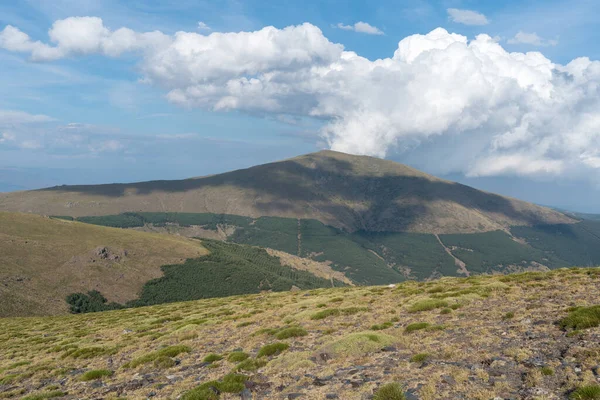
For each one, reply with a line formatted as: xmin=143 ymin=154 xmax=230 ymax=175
xmin=310 ymin=307 xmax=367 ymax=320
xmin=80 ymin=369 xmax=113 ymax=381
xmin=559 ymin=305 xmax=600 ymax=330
xmin=410 ymin=353 xmax=429 ymax=363
xmin=570 ymin=385 xmax=600 ymax=400
xmin=126 ymin=345 xmax=191 ymax=368
xmin=227 ymin=352 xmax=250 ymax=362
xmin=203 ymin=353 xmax=223 ymax=363
xmin=257 ymin=342 xmax=289 ymax=358
xmin=322 ymin=332 xmax=396 ymax=357
xmin=408 ymin=299 xmax=448 ymax=313
xmin=182 ymin=373 xmax=248 ymax=399
xmin=373 ymin=382 xmax=407 ymax=400
xmin=21 ymin=391 xmax=66 ymax=400
xmin=275 ymin=326 xmax=308 ymax=339
xmin=371 ymin=322 xmax=394 ymax=331
xmin=405 ymin=322 xmax=430 ymax=333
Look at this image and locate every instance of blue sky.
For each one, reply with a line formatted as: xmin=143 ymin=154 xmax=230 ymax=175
xmin=1 ymin=0 xmax=600 ymax=212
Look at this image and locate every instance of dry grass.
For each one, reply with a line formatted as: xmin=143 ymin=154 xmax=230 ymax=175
xmin=0 ymin=268 xmax=599 ymax=399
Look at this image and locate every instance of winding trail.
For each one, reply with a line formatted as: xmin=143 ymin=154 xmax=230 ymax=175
xmin=435 ymin=234 xmax=470 ymax=277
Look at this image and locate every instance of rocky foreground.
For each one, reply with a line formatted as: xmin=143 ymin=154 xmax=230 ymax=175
xmin=1 ymin=268 xmax=599 ymax=400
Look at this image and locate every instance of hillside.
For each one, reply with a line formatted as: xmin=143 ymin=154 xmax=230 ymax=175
xmin=0 ymin=212 xmax=208 ymax=317
xmin=1 ymin=268 xmax=599 ymax=399
xmin=0 ymin=150 xmax=574 ymax=234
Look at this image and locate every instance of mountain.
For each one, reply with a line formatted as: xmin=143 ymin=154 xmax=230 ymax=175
xmin=2 ymin=267 xmax=599 ymax=399
xmin=0 ymin=150 xmax=573 ymax=234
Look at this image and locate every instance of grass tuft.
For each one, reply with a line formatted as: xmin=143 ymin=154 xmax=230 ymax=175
xmin=257 ymin=342 xmax=289 ymax=358
xmin=570 ymin=385 xmax=600 ymax=399
xmin=373 ymin=382 xmax=407 ymax=400
xmin=559 ymin=305 xmax=600 ymax=330
xmin=80 ymin=369 xmax=113 ymax=381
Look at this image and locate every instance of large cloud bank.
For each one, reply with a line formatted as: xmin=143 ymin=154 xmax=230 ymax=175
xmin=2 ymin=17 xmax=600 ymax=177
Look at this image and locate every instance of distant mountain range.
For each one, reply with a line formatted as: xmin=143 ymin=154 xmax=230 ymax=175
xmin=2 ymin=151 xmax=600 ymax=317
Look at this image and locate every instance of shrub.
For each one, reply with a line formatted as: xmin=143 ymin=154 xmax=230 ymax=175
xmin=21 ymin=391 xmax=66 ymax=400
xmin=127 ymin=345 xmax=191 ymax=368
xmin=502 ymin=311 xmax=515 ymax=320
xmin=373 ymin=382 xmax=406 ymax=400
xmin=322 ymin=332 xmax=396 ymax=357
xmin=570 ymin=385 xmax=600 ymax=399
xmin=154 ymin=356 xmax=176 ymax=369
xmin=405 ymin=322 xmax=430 ymax=333
xmin=203 ymin=353 xmax=223 ymax=363
xmin=227 ymin=351 xmax=250 ymax=362
xmin=440 ymin=308 xmax=452 ymax=314
xmin=371 ymin=322 xmax=393 ymax=331
xmin=408 ymin=299 xmax=448 ymax=313
xmin=80 ymin=369 xmax=113 ymax=381
xmin=311 ymin=309 xmax=341 ymax=320
xmin=257 ymin=342 xmax=289 ymax=358
xmin=559 ymin=305 xmax=600 ymax=330
xmin=409 ymin=353 xmax=429 ymax=363
xmin=275 ymin=327 xmax=308 ymax=339
xmin=540 ymin=366 xmax=554 ymax=376
xmin=182 ymin=373 xmax=248 ymax=400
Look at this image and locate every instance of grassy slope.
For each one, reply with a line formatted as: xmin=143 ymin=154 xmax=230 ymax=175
xmin=0 ymin=268 xmax=599 ymax=399
xmin=0 ymin=212 xmax=207 ymax=317
xmin=0 ymin=150 xmax=574 ymax=234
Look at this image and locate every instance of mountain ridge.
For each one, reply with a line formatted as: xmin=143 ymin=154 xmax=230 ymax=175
xmin=0 ymin=150 xmax=574 ymax=234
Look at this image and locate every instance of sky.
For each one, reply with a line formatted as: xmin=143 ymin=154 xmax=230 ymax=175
xmin=1 ymin=0 xmax=600 ymax=212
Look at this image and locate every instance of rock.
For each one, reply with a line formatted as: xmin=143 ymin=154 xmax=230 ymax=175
xmin=441 ymin=375 xmax=456 ymax=385
xmin=381 ymin=346 xmax=396 ymax=352
xmin=287 ymin=393 xmax=303 ymax=399
xmin=325 ymin=395 xmax=339 ymax=399
xmin=240 ymin=388 xmax=252 ymax=399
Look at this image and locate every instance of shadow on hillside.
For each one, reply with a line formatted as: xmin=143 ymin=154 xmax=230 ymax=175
xmin=39 ymin=154 xmax=552 ymax=231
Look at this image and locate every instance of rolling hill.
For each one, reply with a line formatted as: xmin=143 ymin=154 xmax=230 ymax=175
xmin=1 ymin=268 xmax=599 ymax=399
xmin=0 ymin=150 xmax=574 ymax=234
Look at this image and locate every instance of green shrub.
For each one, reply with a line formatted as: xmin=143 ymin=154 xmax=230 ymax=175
xmin=440 ymin=308 xmax=452 ymax=314
xmin=502 ymin=311 xmax=515 ymax=320
xmin=203 ymin=353 xmax=223 ymax=363
xmin=408 ymin=299 xmax=448 ymax=313
xmin=21 ymin=391 xmax=66 ymax=400
xmin=154 ymin=356 xmax=176 ymax=369
xmin=311 ymin=309 xmax=341 ymax=320
xmin=409 ymin=353 xmax=429 ymax=362
xmin=559 ymin=305 xmax=600 ymax=330
xmin=405 ymin=322 xmax=430 ymax=333
xmin=540 ymin=366 xmax=554 ymax=376
xmin=275 ymin=327 xmax=308 ymax=339
xmin=570 ymin=385 xmax=600 ymax=399
xmin=227 ymin=352 xmax=250 ymax=362
xmin=371 ymin=322 xmax=393 ymax=331
xmin=182 ymin=373 xmax=248 ymax=399
xmin=257 ymin=342 xmax=289 ymax=357
xmin=80 ymin=369 xmax=113 ymax=381
xmin=373 ymin=382 xmax=407 ymax=400
xmin=127 ymin=345 xmax=191 ymax=368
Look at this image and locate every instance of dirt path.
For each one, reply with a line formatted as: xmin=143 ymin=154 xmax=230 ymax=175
xmin=435 ymin=234 xmax=470 ymax=277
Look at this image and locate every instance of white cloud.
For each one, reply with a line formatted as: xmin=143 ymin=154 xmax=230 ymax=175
xmin=3 ymin=18 xmax=600 ymax=180
xmin=19 ymin=140 xmax=42 ymax=149
xmin=0 ymin=132 xmax=16 ymax=143
xmin=0 ymin=109 xmax=55 ymax=125
xmin=197 ymin=21 xmax=211 ymax=31
xmin=508 ymin=31 xmax=558 ymax=47
xmin=447 ymin=8 xmax=489 ymax=26
xmin=336 ymin=22 xmax=383 ymax=35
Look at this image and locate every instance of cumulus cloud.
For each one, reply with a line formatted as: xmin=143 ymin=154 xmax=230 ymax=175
xmin=447 ymin=8 xmax=489 ymax=25
xmin=336 ymin=22 xmax=384 ymax=35
xmin=2 ymin=18 xmax=600 ymax=179
xmin=197 ymin=21 xmax=211 ymax=31
xmin=508 ymin=31 xmax=558 ymax=47
xmin=0 ymin=132 xmax=16 ymax=143
xmin=0 ymin=109 xmax=55 ymax=125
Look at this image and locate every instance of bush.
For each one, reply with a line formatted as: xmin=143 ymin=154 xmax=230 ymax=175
xmin=227 ymin=352 xmax=250 ymax=362
xmin=127 ymin=345 xmax=191 ymax=368
xmin=570 ymin=385 xmax=600 ymax=399
xmin=311 ymin=309 xmax=341 ymax=320
xmin=408 ymin=299 xmax=448 ymax=313
xmin=80 ymin=369 xmax=113 ymax=381
xmin=440 ymin=308 xmax=452 ymax=314
xmin=409 ymin=353 xmax=429 ymax=363
xmin=559 ymin=305 xmax=600 ymax=330
xmin=65 ymin=290 xmax=122 ymax=314
xmin=257 ymin=342 xmax=289 ymax=358
xmin=203 ymin=353 xmax=223 ymax=363
xmin=275 ymin=327 xmax=308 ymax=339
xmin=154 ymin=356 xmax=176 ymax=369
xmin=540 ymin=366 xmax=554 ymax=376
xmin=182 ymin=373 xmax=248 ymax=400
xmin=234 ymin=358 xmax=266 ymax=372
xmin=502 ymin=311 xmax=515 ymax=320
xmin=405 ymin=322 xmax=430 ymax=333
xmin=373 ymin=382 xmax=406 ymax=400
xmin=371 ymin=322 xmax=393 ymax=331
xmin=21 ymin=391 xmax=66 ymax=400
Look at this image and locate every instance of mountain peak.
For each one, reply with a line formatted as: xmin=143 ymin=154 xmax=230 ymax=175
xmin=0 ymin=151 xmax=574 ymax=233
